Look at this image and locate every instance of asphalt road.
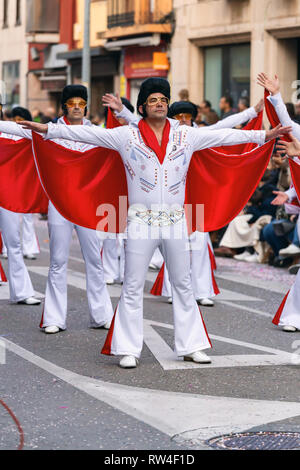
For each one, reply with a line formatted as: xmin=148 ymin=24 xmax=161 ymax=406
xmin=0 ymin=218 xmax=300 ymax=451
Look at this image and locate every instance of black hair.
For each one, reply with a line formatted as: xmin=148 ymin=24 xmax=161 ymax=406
xmin=202 ymin=100 xmax=211 ymax=109
xmin=238 ymin=96 xmax=249 ymax=108
xmin=222 ymin=95 xmax=233 ymax=108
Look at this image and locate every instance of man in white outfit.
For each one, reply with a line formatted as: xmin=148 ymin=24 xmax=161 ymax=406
xmin=257 ymin=72 xmax=300 ymax=332
xmin=106 ymin=95 xmax=264 ymax=306
xmin=0 ymin=86 xmax=114 ymax=333
xmin=20 ymin=78 xmax=289 ymax=367
xmin=0 ymin=106 xmax=41 ymax=305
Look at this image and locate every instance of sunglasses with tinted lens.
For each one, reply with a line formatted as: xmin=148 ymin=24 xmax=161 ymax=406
xmin=144 ymin=96 xmax=169 ymax=106
xmin=174 ymin=113 xmax=192 ymax=120
xmin=66 ymin=99 xmax=87 ymax=109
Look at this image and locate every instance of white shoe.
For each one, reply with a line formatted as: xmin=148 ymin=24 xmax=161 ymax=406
xmin=1 ymin=253 xmax=8 ymax=259
xmin=279 ymin=244 xmax=300 ymax=257
xmin=282 ymin=325 xmax=298 ymax=332
xmin=105 ymin=279 xmax=114 ymax=285
xmin=167 ymin=297 xmax=173 ymax=304
xmin=23 ymin=254 xmax=37 ymax=260
xmin=183 ymin=350 xmax=211 ymax=364
xmin=18 ymin=296 xmax=41 ymax=305
xmin=198 ymin=298 xmax=214 ymax=306
xmin=45 ymin=325 xmax=60 ymax=334
xmin=244 ymin=253 xmax=259 ymax=263
xmin=103 ymin=321 xmax=111 ymax=330
xmin=119 ymin=355 xmax=138 ymax=368
xmin=234 ymin=251 xmax=251 ymax=261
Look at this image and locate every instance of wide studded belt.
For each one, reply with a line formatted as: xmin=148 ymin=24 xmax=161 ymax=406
xmin=132 ymin=208 xmax=185 ymax=226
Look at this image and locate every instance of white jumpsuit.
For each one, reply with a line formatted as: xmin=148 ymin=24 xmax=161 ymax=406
xmin=0 ymin=118 xmax=114 ymax=329
xmin=44 ymin=116 xmax=266 ymax=357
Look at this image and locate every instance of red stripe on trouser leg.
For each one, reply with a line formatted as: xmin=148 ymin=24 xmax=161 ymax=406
xmin=0 ymin=261 xmax=7 ymax=282
xmin=101 ymin=306 xmax=118 ymax=355
xmin=272 ymin=290 xmax=290 ymax=325
xmin=0 ymin=232 xmax=3 ymax=254
xmin=198 ymin=306 xmax=212 ymax=347
xmin=211 ymin=269 xmax=220 ymax=295
xmin=150 ymin=263 xmax=165 ymax=296
xmin=208 ymin=244 xmax=217 ymax=271
xmin=39 ymin=304 xmax=45 ymax=328
xmin=208 ymin=244 xmax=219 ymax=295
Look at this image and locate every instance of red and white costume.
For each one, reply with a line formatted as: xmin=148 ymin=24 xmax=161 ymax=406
xmin=267 ymin=92 xmax=300 ymax=329
xmin=0 ymin=118 xmax=114 ymax=329
xmin=0 ymin=128 xmax=40 ymax=301
xmin=41 ymin=116 xmax=266 ymax=358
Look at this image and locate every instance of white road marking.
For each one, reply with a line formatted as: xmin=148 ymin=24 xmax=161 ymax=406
xmin=39 ymin=246 xmax=84 ymax=265
xmin=0 ymin=283 xmax=44 ymax=301
xmin=215 ymin=273 xmax=291 ymax=295
xmin=143 ymin=319 xmax=293 ymax=370
xmin=3 ymin=337 xmax=300 ymax=443
xmin=27 ymin=266 xmax=152 ymax=299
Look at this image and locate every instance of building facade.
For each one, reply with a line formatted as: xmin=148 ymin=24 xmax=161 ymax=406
xmin=27 ymin=0 xmax=76 ymax=114
xmin=0 ymin=0 xmax=28 ymax=108
xmin=171 ymin=0 xmax=300 ymax=114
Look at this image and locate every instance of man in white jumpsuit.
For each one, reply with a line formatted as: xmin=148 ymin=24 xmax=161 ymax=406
xmin=0 ymin=86 xmax=114 ymax=333
xmin=0 ymin=106 xmax=41 ymax=305
xmin=257 ymin=72 xmax=300 ymax=332
xmin=107 ymin=95 xmax=264 ymax=306
xmin=20 ymin=78 xmax=289 ymax=367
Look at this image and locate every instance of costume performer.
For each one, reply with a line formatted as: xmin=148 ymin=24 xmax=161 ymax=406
xmin=150 ymin=99 xmax=263 ymax=305
xmin=258 ymin=72 xmax=300 ymax=332
xmin=0 ymin=106 xmax=41 ymax=305
xmin=19 ymin=78 xmax=287 ymax=367
xmin=0 ymin=86 xmax=114 ymax=333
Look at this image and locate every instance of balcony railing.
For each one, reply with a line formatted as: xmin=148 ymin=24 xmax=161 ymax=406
xmin=108 ymin=12 xmax=135 ymax=29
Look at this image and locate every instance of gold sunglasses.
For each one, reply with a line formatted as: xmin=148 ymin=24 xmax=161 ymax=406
xmin=66 ymin=98 xmax=87 ymax=109
xmin=173 ymin=113 xmax=192 ymax=121
xmin=144 ymin=96 xmax=169 ymax=106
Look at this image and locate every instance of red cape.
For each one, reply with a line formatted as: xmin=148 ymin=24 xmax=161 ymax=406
xmin=288 ymin=159 xmax=300 ymax=203
xmin=31 ymin=110 xmax=274 ymax=233
xmin=0 ymin=136 xmax=48 ymax=213
xmin=32 ymin=133 xmax=128 ymax=233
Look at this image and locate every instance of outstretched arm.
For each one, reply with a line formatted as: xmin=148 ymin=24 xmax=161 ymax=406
xmin=18 ymin=121 xmax=125 ymax=151
xmin=188 ymin=124 xmax=291 ymax=152
xmin=207 ymin=99 xmax=263 ymax=130
xmin=257 ymin=72 xmax=300 ymax=139
xmin=0 ymin=120 xmax=32 ymax=140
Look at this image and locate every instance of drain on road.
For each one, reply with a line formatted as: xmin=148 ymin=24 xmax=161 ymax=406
xmin=206 ymin=431 xmax=300 ymax=450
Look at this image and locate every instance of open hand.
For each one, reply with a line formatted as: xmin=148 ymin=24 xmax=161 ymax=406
xmin=16 ymin=121 xmax=48 ymax=133
xmin=102 ymin=93 xmax=123 ymax=113
xmin=276 ymin=133 xmax=300 ymax=157
xmin=265 ymin=124 xmax=292 ymax=142
xmin=271 ymin=191 xmax=289 ymax=206
xmin=257 ymin=73 xmax=280 ymax=95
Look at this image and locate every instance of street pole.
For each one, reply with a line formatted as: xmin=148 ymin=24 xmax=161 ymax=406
xmin=82 ymin=0 xmax=91 ymax=107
